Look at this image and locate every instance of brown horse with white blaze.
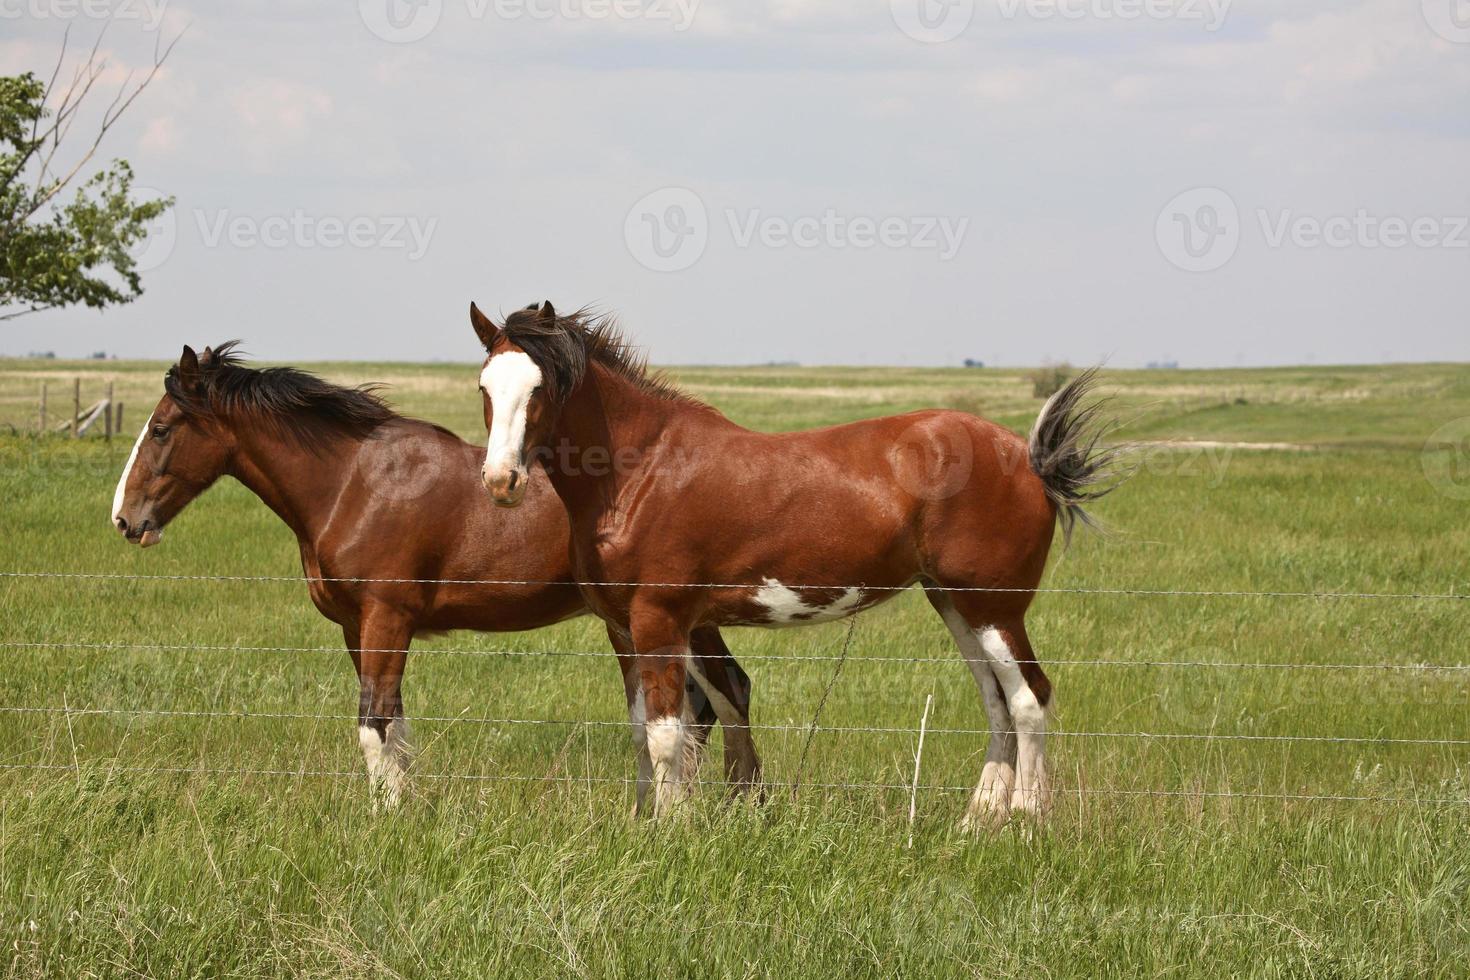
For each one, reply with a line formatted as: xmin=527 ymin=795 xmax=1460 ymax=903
xmin=110 ymin=343 xmax=762 ymax=807
xmin=472 ymin=302 xmax=1122 ymax=826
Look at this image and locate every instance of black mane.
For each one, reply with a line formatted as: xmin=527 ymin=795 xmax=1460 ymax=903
xmin=497 ymin=306 xmax=697 ymax=406
xmin=164 ymin=341 xmax=401 ymax=442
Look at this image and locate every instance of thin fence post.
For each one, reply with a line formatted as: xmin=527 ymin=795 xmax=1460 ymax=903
xmin=38 ymin=381 xmax=47 ymax=435
xmin=71 ymin=378 xmax=80 ymax=439
xmin=105 ymin=382 xmax=114 ymax=442
xmin=907 ymin=693 xmax=934 ymax=849
xmin=115 ymin=402 xmax=124 ymax=435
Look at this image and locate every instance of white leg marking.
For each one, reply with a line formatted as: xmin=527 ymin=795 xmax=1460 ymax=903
xmin=110 ymin=414 xmax=154 ymax=527
xmin=935 ymin=603 xmax=1016 ymax=830
xmin=359 ymin=719 xmax=412 ymax=809
xmin=645 ymin=714 xmax=688 ymax=814
xmin=979 ymin=627 xmax=1050 ymax=819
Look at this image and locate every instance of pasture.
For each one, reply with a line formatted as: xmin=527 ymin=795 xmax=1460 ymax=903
xmin=1 ymin=357 xmax=1467 ymax=978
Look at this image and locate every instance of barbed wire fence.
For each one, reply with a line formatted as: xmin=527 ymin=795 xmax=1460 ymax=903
xmin=2 ymin=569 xmax=1467 ymax=809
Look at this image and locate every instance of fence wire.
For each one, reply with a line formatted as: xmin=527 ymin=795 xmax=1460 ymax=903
xmin=2 ymin=569 xmax=1466 ymax=601
xmin=4 ymin=640 xmax=1467 ymax=672
xmin=0 ymin=762 xmax=1463 ymax=807
xmin=3 ymin=566 xmax=1465 ymax=810
xmin=2 ymin=704 xmax=1466 ymax=747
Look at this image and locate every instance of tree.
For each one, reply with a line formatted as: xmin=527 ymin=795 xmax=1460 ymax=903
xmin=0 ymin=31 xmax=177 ymax=322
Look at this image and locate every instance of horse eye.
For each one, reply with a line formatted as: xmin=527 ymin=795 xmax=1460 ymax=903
xmin=532 ymin=385 xmax=544 ymax=395
xmin=151 ymin=424 xmax=170 ymax=440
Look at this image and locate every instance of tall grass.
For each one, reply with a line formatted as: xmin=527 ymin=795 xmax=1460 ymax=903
xmin=1 ymin=359 xmax=1467 ymax=977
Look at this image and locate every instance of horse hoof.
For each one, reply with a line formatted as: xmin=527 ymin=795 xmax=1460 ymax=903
xmin=1009 ymin=787 xmax=1052 ymax=822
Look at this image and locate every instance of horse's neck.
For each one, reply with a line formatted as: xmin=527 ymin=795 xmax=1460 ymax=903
xmin=545 ymin=364 xmax=691 ymax=532
xmin=226 ymin=419 xmax=359 ymax=545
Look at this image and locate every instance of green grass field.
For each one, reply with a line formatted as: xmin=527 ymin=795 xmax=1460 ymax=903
xmin=2 ymin=357 xmax=1467 ymax=978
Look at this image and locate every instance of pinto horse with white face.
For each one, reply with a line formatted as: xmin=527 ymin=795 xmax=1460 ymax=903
xmin=472 ymin=302 xmax=1122 ymax=826
xmin=111 ymin=343 xmax=761 ymax=806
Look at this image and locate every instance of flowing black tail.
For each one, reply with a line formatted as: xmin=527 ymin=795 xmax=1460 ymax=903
xmin=1028 ymin=367 xmax=1128 ymax=544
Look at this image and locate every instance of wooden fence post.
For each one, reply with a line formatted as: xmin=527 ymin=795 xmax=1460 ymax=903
xmin=39 ymin=382 xmax=47 ymax=435
xmin=116 ymin=402 xmax=124 ymax=435
xmin=71 ymin=378 xmax=80 ymax=439
xmin=105 ymin=382 xmax=115 ymax=442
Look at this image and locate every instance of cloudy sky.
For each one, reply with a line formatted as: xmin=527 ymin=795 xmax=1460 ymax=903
xmin=2 ymin=0 xmax=1467 ymax=366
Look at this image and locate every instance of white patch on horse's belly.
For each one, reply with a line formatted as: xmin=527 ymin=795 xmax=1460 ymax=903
xmin=752 ymin=578 xmax=865 ymax=626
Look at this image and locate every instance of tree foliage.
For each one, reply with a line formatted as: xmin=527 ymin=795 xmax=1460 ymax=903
xmin=0 ymin=33 xmax=177 ymax=322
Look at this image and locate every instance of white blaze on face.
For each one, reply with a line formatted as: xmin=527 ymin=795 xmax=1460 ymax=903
xmin=481 ymin=352 xmax=543 ymax=482
xmin=110 ymin=414 xmax=154 ymax=528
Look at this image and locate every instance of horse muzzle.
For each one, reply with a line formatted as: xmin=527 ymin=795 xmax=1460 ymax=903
xmin=115 ymin=515 xmax=164 ymax=548
xmin=482 ymin=465 xmax=528 ymax=508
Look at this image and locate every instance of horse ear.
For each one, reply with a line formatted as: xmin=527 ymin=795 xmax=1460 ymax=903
xmin=469 ymin=302 xmax=498 ymax=349
xmin=539 ymin=300 xmax=556 ymax=323
xmin=177 ymin=345 xmax=201 ymax=385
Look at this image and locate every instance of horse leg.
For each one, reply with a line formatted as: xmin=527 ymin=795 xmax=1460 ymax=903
xmin=355 ymin=605 xmax=413 ymax=808
xmin=980 ymin=618 xmax=1052 ymax=820
xmin=689 ymin=626 xmax=763 ymax=798
xmin=631 ymin=606 xmax=693 ymax=817
xmin=606 ymin=623 xmax=655 ymax=817
xmin=926 ymin=588 xmax=1016 ymax=830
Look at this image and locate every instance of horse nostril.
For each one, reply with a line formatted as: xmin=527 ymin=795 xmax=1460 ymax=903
xmin=115 ymin=517 xmax=128 ymax=533
xmin=506 ymin=470 xmax=520 ymax=493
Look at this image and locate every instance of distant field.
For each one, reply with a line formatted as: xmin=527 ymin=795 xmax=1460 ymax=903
xmin=1 ymin=356 xmax=1467 ymax=978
